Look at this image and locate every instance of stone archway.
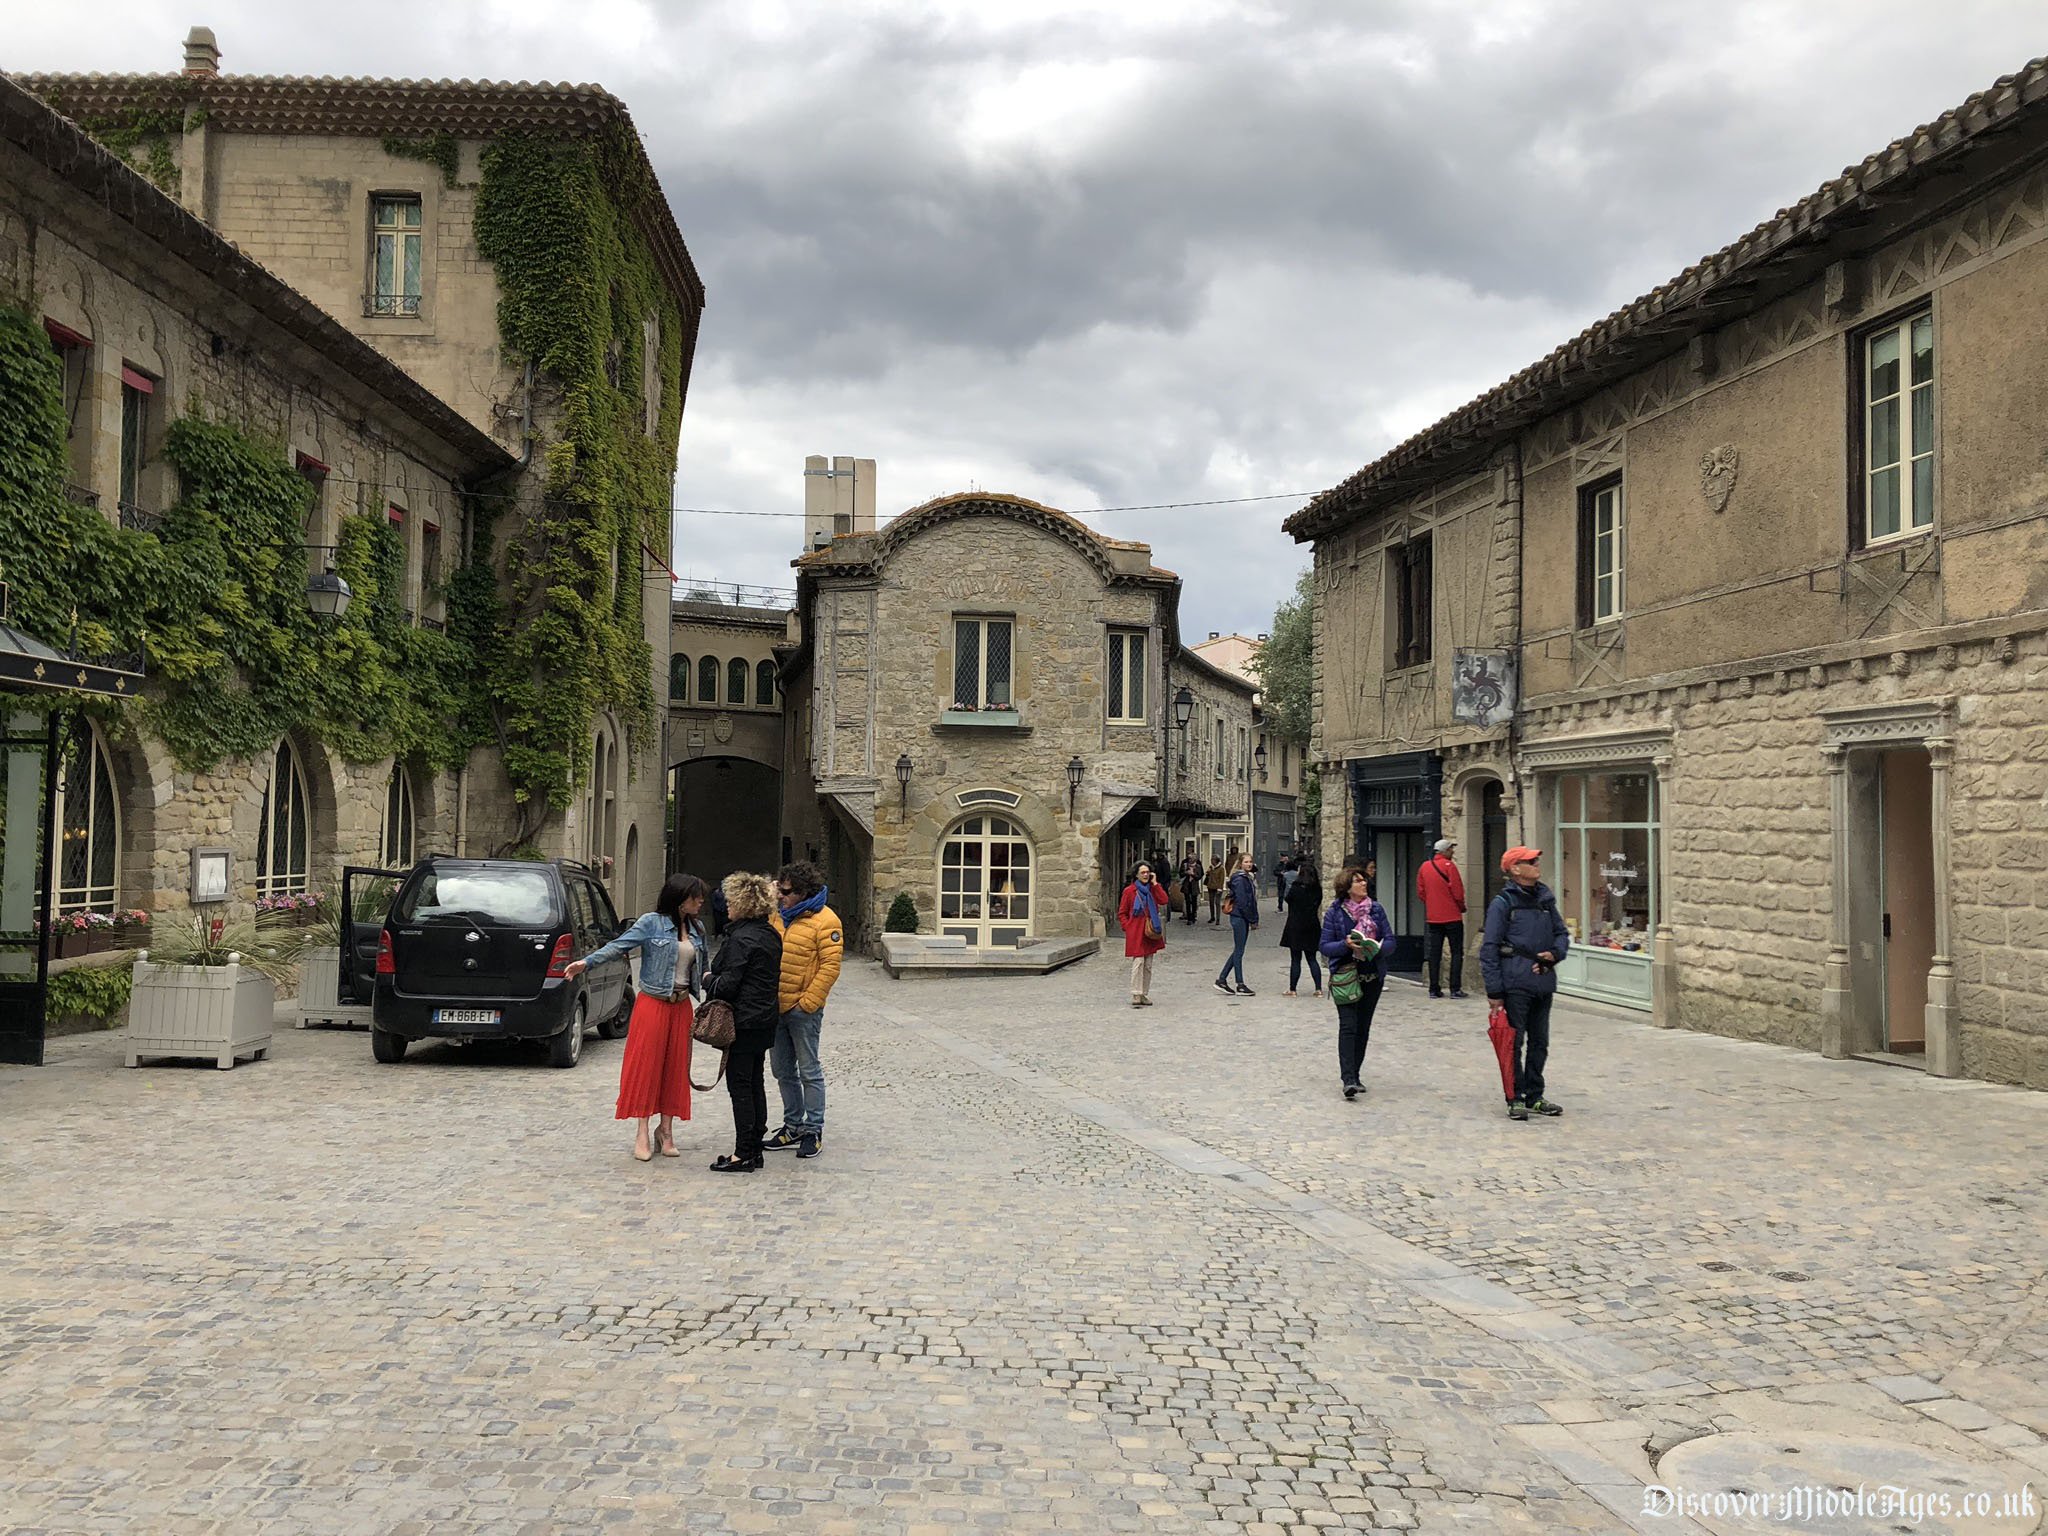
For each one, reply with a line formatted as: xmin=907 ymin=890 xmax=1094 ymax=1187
xmin=672 ymin=756 xmax=780 ymax=889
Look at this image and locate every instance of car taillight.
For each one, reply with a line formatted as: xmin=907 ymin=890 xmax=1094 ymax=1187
xmin=375 ymin=929 xmax=395 ymax=975
xmin=545 ymin=934 xmax=575 ymax=979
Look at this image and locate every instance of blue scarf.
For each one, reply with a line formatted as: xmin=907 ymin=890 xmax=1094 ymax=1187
xmin=1132 ymin=880 xmax=1160 ymax=928
xmin=781 ymin=884 xmax=829 ymax=923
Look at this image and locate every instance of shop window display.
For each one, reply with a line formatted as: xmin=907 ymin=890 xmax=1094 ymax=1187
xmin=1551 ymin=770 xmax=1656 ymax=954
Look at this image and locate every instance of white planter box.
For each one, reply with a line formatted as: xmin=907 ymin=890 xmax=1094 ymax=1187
xmin=127 ymin=958 xmax=274 ymax=1069
xmin=292 ymin=945 xmax=371 ymax=1029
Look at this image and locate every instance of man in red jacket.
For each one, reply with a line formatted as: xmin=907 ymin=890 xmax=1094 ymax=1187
xmin=1417 ymin=837 xmax=1468 ymax=998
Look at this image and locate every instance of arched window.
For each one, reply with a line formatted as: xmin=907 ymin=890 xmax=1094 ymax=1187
xmin=756 ymin=659 xmax=777 ymax=708
xmin=698 ymin=655 xmax=719 ymax=704
xmin=936 ymin=815 xmax=1034 ymax=949
xmin=669 ymin=653 xmax=690 ymax=701
xmin=255 ymin=739 xmax=311 ymax=897
xmin=382 ymin=767 xmax=416 ymax=868
xmin=55 ymin=724 xmax=119 ymax=914
xmin=728 ymin=657 xmax=749 ymax=707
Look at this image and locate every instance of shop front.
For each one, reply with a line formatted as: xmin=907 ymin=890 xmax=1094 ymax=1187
xmin=1346 ymin=751 xmax=1442 ymax=972
xmin=1520 ymin=732 xmax=1667 ymax=1012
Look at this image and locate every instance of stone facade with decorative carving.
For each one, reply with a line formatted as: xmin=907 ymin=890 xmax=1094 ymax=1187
xmin=787 ymin=494 xmax=1253 ymax=951
xmin=1289 ymin=58 xmax=2048 ymax=1087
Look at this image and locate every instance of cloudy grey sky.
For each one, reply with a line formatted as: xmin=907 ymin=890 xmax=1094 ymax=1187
xmin=13 ymin=2 xmax=2044 ymax=636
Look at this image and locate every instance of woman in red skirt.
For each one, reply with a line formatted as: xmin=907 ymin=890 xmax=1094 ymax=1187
xmin=563 ymin=873 xmax=708 ymax=1162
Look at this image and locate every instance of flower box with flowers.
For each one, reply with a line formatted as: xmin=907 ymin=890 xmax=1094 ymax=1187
xmin=48 ymin=909 xmax=150 ymax=959
xmin=255 ymin=891 xmax=330 ymax=927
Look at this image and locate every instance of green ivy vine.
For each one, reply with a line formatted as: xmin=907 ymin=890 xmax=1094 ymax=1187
xmin=0 ymin=305 xmax=489 ymax=774
xmin=473 ymin=131 xmax=685 ymax=818
xmin=381 ymin=133 xmax=462 ymax=189
xmin=47 ymin=962 xmax=134 ymax=1025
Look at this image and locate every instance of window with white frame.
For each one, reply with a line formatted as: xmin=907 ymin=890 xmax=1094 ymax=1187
xmin=952 ymin=616 xmax=1014 ymax=710
xmin=1577 ymin=477 xmax=1624 ymax=627
xmin=1106 ymin=629 xmax=1146 ymax=722
xmin=1863 ymin=311 xmax=1935 ymax=543
xmin=55 ymin=724 xmax=119 ymax=914
xmin=255 ymin=739 xmax=312 ymax=897
xmin=382 ymin=767 xmax=416 ymax=868
xmin=370 ymin=195 xmax=424 ymax=316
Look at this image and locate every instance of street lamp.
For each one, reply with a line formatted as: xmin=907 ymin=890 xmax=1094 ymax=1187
xmin=1173 ymin=685 xmax=1194 ymax=733
xmin=895 ymin=751 xmax=912 ymax=810
xmin=1066 ymin=755 xmax=1083 ymax=813
xmin=305 ymin=565 xmax=353 ymax=620
xmin=1254 ymin=740 xmax=1268 ymax=780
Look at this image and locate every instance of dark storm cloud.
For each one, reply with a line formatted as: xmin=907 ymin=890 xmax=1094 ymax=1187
xmin=14 ymin=1 xmax=2045 ymax=632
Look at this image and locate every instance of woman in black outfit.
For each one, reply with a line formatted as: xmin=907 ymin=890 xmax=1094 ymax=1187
xmin=1280 ymin=859 xmax=1325 ymax=997
xmin=707 ymin=871 xmax=783 ymax=1173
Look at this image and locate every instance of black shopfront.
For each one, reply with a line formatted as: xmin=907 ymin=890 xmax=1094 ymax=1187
xmin=1346 ymin=752 xmax=1442 ymax=973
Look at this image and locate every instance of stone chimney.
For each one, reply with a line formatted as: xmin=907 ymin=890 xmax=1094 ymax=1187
xmin=183 ymin=26 xmax=220 ymax=77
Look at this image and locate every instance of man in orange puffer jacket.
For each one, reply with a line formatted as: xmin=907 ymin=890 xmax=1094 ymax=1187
xmin=765 ymin=861 xmax=843 ymax=1160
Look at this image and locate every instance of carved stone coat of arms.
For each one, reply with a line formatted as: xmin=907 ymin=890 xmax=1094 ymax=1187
xmin=1700 ymin=444 xmax=1739 ymax=513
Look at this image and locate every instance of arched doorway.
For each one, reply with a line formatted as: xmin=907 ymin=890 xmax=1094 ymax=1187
xmin=937 ymin=814 xmax=1034 ymax=948
xmin=672 ymin=756 xmax=780 ymax=891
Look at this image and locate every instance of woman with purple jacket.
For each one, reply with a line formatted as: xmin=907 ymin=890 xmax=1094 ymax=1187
xmin=1320 ymin=864 xmax=1393 ymax=1101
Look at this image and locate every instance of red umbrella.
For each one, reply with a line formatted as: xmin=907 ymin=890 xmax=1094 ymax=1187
xmin=1487 ymin=1002 xmax=1517 ymax=1101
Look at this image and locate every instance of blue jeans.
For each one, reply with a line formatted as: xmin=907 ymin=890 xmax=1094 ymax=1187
xmin=772 ymin=1008 xmax=824 ymax=1136
xmin=1217 ymin=915 xmax=1252 ymax=987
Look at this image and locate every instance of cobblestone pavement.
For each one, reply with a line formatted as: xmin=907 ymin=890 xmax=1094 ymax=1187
xmin=3 ymin=919 xmax=2045 ymax=1536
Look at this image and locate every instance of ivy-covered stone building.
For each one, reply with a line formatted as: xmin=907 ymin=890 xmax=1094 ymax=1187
xmin=15 ymin=29 xmax=705 ymax=919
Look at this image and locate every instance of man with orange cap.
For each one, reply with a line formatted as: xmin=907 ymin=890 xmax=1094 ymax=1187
xmin=1480 ymin=847 xmax=1570 ymax=1121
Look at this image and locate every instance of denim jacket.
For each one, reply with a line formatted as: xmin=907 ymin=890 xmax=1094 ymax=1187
xmin=579 ymin=912 xmax=706 ymax=999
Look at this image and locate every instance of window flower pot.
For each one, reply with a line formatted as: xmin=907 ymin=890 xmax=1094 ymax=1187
xmin=126 ymin=956 xmax=274 ymax=1069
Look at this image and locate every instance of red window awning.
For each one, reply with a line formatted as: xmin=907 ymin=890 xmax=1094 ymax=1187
xmin=120 ymin=365 xmax=155 ymax=394
xmin=387 ymin=505 xmax=405 ymax=525
xmin=43 ymin=317 xmax=89 ymax=350
xmin=295 ymin=451 xmax=330 ymax=476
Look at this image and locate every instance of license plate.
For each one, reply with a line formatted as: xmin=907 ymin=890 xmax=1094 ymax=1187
xmin=434 ymin=1008 xmax=501 ymax=1026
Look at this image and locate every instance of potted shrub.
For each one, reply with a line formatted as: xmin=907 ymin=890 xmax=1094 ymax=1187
xmin=45 ymin=958 xmax=136 ymax=1035
xmin=127 ymin=912 xmax=296 ymax=1069
xmin=294 ymin=879 xmax=395 ymax=1027
xmin=884 ymin=892 xmax=921 ymax=934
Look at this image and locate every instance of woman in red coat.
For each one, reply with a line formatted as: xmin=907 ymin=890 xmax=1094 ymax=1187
xmin=1117 ymin=861 xmax=1170 ymax=1008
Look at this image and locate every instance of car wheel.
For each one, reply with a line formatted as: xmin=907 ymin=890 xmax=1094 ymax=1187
xmin=549 ymin=998 xmax=586 ymax=1068
xmin=598 ymin=987 xmax=633 ymax=1040
xmin=371 ymin=1027 xmax=407 ymax=1064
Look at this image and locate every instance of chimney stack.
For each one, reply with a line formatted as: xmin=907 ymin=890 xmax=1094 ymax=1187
xmin=1207 ymin=631 xmax=1219 ymax=640
xmin=183 ymin=26 xmax=220 ymax=77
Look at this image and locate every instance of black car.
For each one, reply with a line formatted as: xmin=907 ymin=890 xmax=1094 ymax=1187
xmin=371 ymin=857 xmax=634 ymax=1067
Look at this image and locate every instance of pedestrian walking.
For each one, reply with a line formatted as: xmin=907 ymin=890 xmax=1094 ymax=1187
xmin=1117 ymin=861 xmax=1170 ymax=1007
xmin=705 ymin=872 xmax=782 ymax=1172
xmin=1320 ymin=865 xmax=1392 ymax=1099
xmin=1275 ymin=854 xmax=1295 ymax=907
xmin=1280 ymin=859 xmax=1325 ymax=997
xmin=765 ymin=861 xmax=844 ymax=1160
xmin=1178 ymin=852 xmax=1203 ymax=924
xmin=1418 ymin=837 xmax=1469 ymax=998
xmin=562 ymin=873 xmax=708 ymax=1163
xmin=1205 ymin=856 xmax=1227 ymax=923
xmin=1480 ymin=847 xmax=1570 ymax=1121
xmin=1212 ymin=853 xmax=1260 ymax=996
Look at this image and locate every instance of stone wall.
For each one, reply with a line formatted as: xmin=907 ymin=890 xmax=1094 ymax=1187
xmin=1168 ymin=657 xmax=1256 ymax=820
xmin=807 ymin=506 xmax=1184 ymax=943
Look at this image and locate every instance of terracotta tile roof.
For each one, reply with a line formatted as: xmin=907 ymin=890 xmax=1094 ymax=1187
xmin=1286 ymin=55 xmax=2048 ymax=541
xmin=0 ymin=74 xmax=513 ymax=477
xmin=795 ymin=491 xmax=1178 ymax=582
xmin=13 ymin=70 xmax=703 ymax=313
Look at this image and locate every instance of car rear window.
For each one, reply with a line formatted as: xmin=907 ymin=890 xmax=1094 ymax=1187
xmin=396 ymin=867 xmax=558 ymax=926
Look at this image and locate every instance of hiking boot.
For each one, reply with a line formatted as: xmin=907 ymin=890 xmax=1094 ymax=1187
xmin=1526 ymin=1099 xmax=1564 ymax=1117
xmin=763 ymin=1127 xmax=801 ymax=1151
xmin=1507 ymin=1102 xmax=1530 ymax=1121
xmin=796 ymin=1133 xmax=821 ymax=1159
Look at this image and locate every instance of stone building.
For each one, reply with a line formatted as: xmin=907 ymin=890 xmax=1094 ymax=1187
xmin=1 ymin=73 xmax=510 ymax=920
xmin=783 ymin=492 xmax=1255 ymax=952
xmin=1188 ymin=631 xmax=1306 ymax=877
xmin=22 ymin=30 xmax=705 ymax=915
xmin=1288 ymin=57 xmax=2048 ymax=1088
xmin=667 ymin=587 xmax=795 ymax=885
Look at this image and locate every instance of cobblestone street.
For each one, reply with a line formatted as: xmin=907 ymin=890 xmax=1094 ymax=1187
xmin=5 ymin=919 xmax=2046 ymax=1535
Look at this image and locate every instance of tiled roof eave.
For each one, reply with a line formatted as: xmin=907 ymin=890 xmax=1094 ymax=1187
xmin=13 ymin=70 xmax=705 ymax=313
xmin=1286 ymin=55 xmax=2048 ymax=543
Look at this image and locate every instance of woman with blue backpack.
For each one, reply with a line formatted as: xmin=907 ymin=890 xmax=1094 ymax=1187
xmin=1320 ymin=864 xmax=1393 ymax=1100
